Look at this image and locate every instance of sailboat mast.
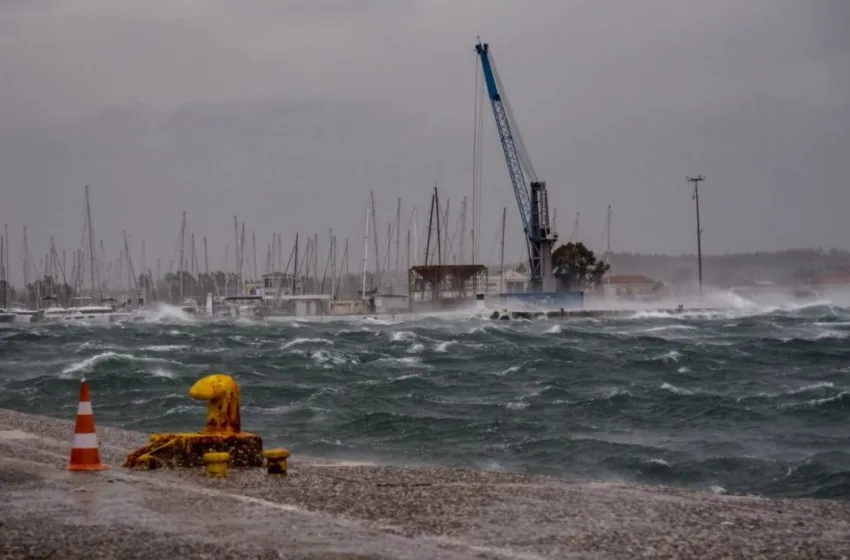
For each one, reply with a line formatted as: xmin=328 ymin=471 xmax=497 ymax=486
xmin=293 ymin=233 xmax=299 ymax=294
xmin=330 ymin=228 xmax=336 ymax=299
xmin=361 ymin=207 xmax=370 ymax=298
xmin=3 ymin=224 xmax=8 ymax=307
xmin=252 ymin=231 xmax=257 ymax=282
xmin=22 ymin=226 xmax=30 ymax=308
xmin=191 ymin=234 xmax=197 ymax=278
xmin=369 ymin=191 xmax=380 ymax=288
xmin=233 ymin=216 xmax=239 ymax=286
xmin=178 ymin=210 xmax=186 ymax=303
xmin=435 ymin=187 xmax=442 ymax=266
xmin=344 ymin=238 xmax=349 ymax=285
xmin=412 ymin=208 xmax=418 ymax=268
xmin=3 ymin=223 xmax=9 ymax=308
xmin=84 ymin=186 xmax=99 ymax=303
xmin=204 ymin=237 xmax=209 ymax=275
xmin=460 ymin=196 xmax=467 ymax=263
xmin=499 ymin=207 xmax=507 ymax=294
xmin=0 ymin=232 xmax=5 ymax=309
xmin=313 ymin=233 xmax=318 ymax=294
xmin=384 ymin=223 xmax=391 ymax=289
xmin=395 ymin=198 xmax=401 ymax=277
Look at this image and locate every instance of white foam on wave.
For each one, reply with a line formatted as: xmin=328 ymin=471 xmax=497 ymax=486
xmin=434 ymin=341 xmax=453 ymax=353
xmin=495 ymin=365 xmax=521 ymax=376
xmin=660 ymin=382 xmax=694 ymax=395
xmin=150 ymin=366 xmax=175 ymax=379
xmin=735 ymin=381 xmax=840 ymax=402
xmin=406 ymin=343 xmax=425 ymax=354
xmin=135 ymin=303 xmax=197 ymax=324
xmin=60 ymin=350 xmax=184 ymax=378
xmin=309 ymin=349 xmax=354 ymax=368
xmin=143 ymin=344 xmax=190 ymax=352
xmin=281 ymin=337 xmax=334 ymax=350
xmin=655 ymin=350 xmax=682 ymax=363
xmin=389 ymin=330 xmax=417 ymax=342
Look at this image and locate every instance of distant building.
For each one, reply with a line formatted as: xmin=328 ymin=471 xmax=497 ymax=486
xmin=484 ymin=268 xmax=530 ymax=294
xmin=601 ymin=274 xmax=659 ymax=299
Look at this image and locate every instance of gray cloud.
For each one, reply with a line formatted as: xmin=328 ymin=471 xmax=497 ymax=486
xmin=1 ymin=0 xmax=848 ymax=285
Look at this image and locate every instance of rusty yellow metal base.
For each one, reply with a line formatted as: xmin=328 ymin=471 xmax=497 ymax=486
xmin=123 ymin=432 xmax=263 ymax=469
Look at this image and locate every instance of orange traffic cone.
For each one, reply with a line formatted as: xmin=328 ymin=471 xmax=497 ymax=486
xmin=67 ymin=378 xmax=108 ymax=471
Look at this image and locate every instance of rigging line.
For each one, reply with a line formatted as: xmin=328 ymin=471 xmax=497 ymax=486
xmin=485 ymin=210 xmax=504 ymax=268
xmin=166 ymin=216 xmax=184 ymax=275
xmin=444 ymin=201 xmax=469 ymax=263
xmin=476 ymin=59 xmax=486 ymax=263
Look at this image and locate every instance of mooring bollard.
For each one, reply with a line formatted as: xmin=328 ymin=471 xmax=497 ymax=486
xmin=263 ymin=448 xmax=290 ymax=476
xmin=123 ymin=373 xmax=264 ymax=470
xmin=203 ymin=451 xmax=231 ymax=478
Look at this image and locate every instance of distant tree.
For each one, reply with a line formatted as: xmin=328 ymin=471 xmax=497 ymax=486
xmin=551 ymin=242 xmax=610 ymax=290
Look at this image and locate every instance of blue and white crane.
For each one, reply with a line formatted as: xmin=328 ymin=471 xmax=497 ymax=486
xmin=475 ymin=39 xmax=558 ymax=293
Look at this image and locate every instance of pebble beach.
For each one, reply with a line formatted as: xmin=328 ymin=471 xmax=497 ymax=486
xmin=1 ymin=408 xmax=848 ymax=559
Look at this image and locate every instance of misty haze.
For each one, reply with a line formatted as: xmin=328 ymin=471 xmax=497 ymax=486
xmin=1 ymin=2 xmax=849 ymax=559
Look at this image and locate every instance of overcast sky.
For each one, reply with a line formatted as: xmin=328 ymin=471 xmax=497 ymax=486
xmin=1 ymin=0 xmax=848 ymax=284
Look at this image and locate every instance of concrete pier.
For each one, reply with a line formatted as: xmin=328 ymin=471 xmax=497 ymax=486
xmin=1 ymin=409 xmax=848 ymax=559
xmin=490 ymin=307 xmax=719 ymax=320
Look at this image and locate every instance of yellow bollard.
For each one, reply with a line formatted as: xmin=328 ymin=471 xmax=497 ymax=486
xmin=203 ymin=451 xmax=231 ymax=478
xmin=263 ymin=448 xmax=290 ymax=476
xmin=123 ymin=374 xmax=264 ymax=470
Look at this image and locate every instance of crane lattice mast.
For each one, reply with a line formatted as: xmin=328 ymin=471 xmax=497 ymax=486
xmin=474 ymin=39 xmax=558 ymax=292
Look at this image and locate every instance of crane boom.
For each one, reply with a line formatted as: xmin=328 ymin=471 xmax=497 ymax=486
xmin=475 ymin=40 xmax=557 ymax=292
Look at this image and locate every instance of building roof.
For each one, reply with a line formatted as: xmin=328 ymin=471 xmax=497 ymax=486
xmin=410 ymin=264 xmax=487 ymax=282
xmin=605 ymin=274 xmax=656 ymax=285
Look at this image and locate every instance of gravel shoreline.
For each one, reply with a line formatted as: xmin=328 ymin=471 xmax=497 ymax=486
xmin=1 ymin=408 xmax=848 ymax=559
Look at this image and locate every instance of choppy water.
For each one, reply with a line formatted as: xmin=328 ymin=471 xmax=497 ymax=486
xmin=1 ymin=299 xmax=849 ymax=499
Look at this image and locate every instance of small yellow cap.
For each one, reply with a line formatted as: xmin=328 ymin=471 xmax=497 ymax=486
xmin=263 ymin=448 xmax=291 ymax=460
xmin=203 ymin=451 xmax=231 ymax=463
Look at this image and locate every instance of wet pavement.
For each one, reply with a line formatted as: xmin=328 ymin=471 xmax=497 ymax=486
xmin=2 ymin=409 xmax=849 ymax=559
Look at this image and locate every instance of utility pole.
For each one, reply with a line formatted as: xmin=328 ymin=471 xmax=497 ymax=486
xmin=686 ymin=175 xmax=705 ymax=297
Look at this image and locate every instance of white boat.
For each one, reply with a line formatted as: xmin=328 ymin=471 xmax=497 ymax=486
xmin=0 ymin=308 xmax=35 ymax=324
xmin=216 ymin=295 xmax=267 ymax=319
xmin=31 ymin=305 xmax=128 ymax=325
xmin=10 ymin=308 xmax=37 ymax=324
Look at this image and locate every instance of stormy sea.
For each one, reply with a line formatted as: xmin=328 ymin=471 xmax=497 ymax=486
xmin=1 ymin=295 xmax=848 ymax=500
